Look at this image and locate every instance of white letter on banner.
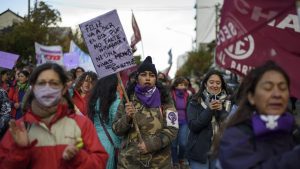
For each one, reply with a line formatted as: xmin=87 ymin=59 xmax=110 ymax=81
xmin=276 ymin=14 xmax=300 ymax=33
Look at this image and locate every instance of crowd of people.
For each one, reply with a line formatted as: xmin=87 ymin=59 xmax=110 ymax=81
xmin=0 ymin=57 xmax=299 ymax=169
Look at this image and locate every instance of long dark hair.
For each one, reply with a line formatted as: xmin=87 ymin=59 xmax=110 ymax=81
xmin=88 ymin=74 xmax=118 ymax=123
xmin=22 ymin=63 xmax=74 ymax=112
xmin=192 ymin=69 xmax=228 ymax=102
xmin=227 ymin=61 xmax=290 ymax=127
xmin=210 ymin=60 xmax=290 ymax=157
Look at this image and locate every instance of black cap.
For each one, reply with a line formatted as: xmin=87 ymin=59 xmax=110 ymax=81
xmin=137 ymin=56 xmax=157 ymax=76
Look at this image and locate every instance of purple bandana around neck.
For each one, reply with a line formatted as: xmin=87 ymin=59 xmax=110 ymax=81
xmin=251 ymin=112 xmax=294 ymax=137
xmin=175 ymin=89 xmax=186 ymax=98
xmin=135 ymin=84 xmax=161 ymax=108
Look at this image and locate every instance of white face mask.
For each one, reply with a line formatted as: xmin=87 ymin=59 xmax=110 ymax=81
xmin=33 ymin=85 xmax=62 ymax=107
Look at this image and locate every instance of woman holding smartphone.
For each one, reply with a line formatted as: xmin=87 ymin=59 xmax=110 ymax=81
xmin=186 ymin=70 xmax=230 ymax=169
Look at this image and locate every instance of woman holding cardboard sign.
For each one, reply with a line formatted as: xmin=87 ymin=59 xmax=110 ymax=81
xmin=112 ymin=56 xmax=178 ymax=169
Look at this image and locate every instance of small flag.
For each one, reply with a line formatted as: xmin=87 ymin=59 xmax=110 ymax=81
xmin=168 ymin=49 xmax=173 ymax=65
xmin=130 ymin=12 xmax=141 ymax=49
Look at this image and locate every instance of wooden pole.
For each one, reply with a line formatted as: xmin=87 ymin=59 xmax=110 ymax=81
xmin=117 ymin=72 xmax=143 ymax=142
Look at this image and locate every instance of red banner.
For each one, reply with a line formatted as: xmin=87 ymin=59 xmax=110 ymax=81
xmin=119 ymin=65 xmax=137 ymax=87
xmin=216 ymin=0 xmax=300 ymax=98
xmin=130 ymin=13 xmax=142 ymax=49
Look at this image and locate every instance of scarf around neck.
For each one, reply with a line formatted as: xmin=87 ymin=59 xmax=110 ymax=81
xmin=17 ymin=81 xmax=29 ymax=91
xmin=175 ymin=89 xmax=186 ymax=98
xmin=134 ymin=84 xmax=161 ymax=108
xmin=31 ymin=99 xmax=59 ymax=119
xmin=252 ymin=112 xmax=294 ymax=137
xmin=201 ymin=89 xmax=227 ymax=108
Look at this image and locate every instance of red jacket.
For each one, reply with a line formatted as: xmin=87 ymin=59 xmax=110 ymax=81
xmin=8 ymin=86 xmax=22 ymax=118
xmin=72 ymin=89 xmax=89 ymax=116
xmin=0 ymin=103 xmax=108 ymax=169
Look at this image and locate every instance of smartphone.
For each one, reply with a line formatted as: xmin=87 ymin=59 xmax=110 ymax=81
xmin=210 ymin=95 xmax=218 ymax=102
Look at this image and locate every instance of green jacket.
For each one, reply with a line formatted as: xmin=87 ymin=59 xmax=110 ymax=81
xmin=112 ymin=94 xmax=178 ymax=169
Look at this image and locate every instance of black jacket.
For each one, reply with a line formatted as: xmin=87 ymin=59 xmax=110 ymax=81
xmin=186 ymin=99 xmax=228 ymax=163
xmin=219 ymin=120 xmax=300 ymax=169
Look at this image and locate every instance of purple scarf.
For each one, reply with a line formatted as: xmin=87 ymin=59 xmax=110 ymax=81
xmin=252 ymin=112 xmax=294 ymax=137
xmin=135 ymin=84 xmax=161 ymax=108
xmin=174 ymin=89 xmax=188 ymax=124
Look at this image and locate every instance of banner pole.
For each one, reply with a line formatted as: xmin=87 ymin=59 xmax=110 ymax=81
xmin=117 ymin=72 xmax=143 ymax=143
xmin=141 ymin=40 xmax=145 ymax=59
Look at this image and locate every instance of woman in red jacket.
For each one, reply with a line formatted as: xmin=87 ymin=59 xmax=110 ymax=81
xmin=8 ymin=70 xmax=30 ymax=119
xmin=0 ymin=63 xmax=108 ymax=169
xmin=72 ymin=71 xmax=97 ymax=116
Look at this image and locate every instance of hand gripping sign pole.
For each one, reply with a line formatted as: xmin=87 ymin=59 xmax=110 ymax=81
xmin=117 ymin=73 xmax=143 ymax=143
xmin=117 ymin=73 xmax=152 ymax=167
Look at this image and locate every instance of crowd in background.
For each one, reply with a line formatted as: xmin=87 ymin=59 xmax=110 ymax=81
xmin=0 ymin=58 xmax=299 ymax=169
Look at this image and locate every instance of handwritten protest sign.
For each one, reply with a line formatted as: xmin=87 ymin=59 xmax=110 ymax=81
xmin=0 ymin=51 xmax=19 ymax=69
xmin=79 ymin=10 xmax=135 ymax=78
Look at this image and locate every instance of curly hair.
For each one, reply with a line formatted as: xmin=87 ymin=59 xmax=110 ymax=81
xmin=74 ymin=71 xmax=98 ymax=94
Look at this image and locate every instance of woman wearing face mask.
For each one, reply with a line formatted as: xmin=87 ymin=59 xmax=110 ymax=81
xmin=0 ymin=63 xmax=108 ymax=169
xmin=186 ymin=70 xmax=229 ymax=169
xmin=72 ymin=71 xmax=98 ymax=116
xmin=113 ymin=56 xmax=178 ymax=169
xmin=170 ymin=76 xmax=190 ymax=169
xmin=213 ymin=61 xmax=300 ymax=169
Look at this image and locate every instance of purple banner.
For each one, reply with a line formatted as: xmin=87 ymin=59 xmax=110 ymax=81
xmin=0 ymin=51 xmax=19 ymax=69
xmin=63 ymin=52 xmax=80 ymax=70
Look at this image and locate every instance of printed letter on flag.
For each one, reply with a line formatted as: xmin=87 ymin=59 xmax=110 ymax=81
xmin=35 ymin=42 xmax=63 ymax=65
xmin=216 ymin=0 xmax=300 ymax=98
xmin=79 ymin=10 xmax=135 ymax=78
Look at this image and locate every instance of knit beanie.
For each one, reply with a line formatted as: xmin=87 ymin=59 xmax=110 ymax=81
xmin=137 ymin=56 xmax=157 ymax=76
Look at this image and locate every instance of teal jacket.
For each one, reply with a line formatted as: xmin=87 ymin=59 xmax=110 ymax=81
xmin=94 ymin=93 xmax=121 ymax=169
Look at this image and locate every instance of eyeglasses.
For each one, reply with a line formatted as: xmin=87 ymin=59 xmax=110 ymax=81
xmin=35 ymin=80 xmax=62 ymax=89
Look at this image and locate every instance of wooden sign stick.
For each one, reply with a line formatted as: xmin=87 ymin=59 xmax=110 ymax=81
xmin=117 ymin=72 xmax=143 ymax=143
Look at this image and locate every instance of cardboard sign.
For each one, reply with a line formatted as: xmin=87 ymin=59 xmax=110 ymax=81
xmin=0 ymin=51 xmax=19 ymax=69
xmin=79 ymin=10 xmax=135 ymax=78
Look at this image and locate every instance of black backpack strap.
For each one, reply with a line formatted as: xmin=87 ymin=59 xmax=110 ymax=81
xmin=98 ymin=113 xmax=116 ymax=148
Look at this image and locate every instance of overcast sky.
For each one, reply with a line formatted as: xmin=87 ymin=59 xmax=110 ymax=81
xmin=1 ymin=0 xmax=222 ymax=77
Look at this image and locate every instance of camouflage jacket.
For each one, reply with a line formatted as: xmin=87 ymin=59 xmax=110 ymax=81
xmin=112 ymin=93 xmax=178 ymax=169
